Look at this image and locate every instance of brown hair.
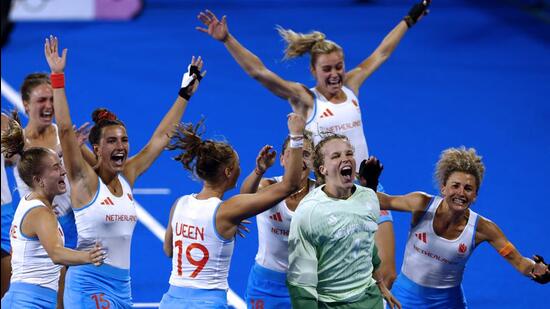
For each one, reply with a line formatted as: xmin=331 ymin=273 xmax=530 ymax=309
xmin=20 ymin=73 xmax=50 ymax=102
xmin=166 ymin=119 xmax=236 ymax=184
xmin=435 ymin=146 xmax=485 ymax=192
xmin=1 ymin=114 xmax=51 ymax=188
xmin=89 ymin=108 xmax=126 ymax=146
xmin=277 ymin=26 xmax=343 ymax=67
xmin=312 ymin=133 xmax=350 ymax=186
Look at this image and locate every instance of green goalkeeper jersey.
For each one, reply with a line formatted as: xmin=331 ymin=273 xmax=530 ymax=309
xmin=287 ymin=184 xmax=380 ymax=303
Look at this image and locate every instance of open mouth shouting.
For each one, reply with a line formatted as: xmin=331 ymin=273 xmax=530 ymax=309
xmin=40 ymin=110 xmax=54 ymax=122
xmin=450 ymin=196 xmax=469 ymax=209
xmin=326 ymin=76 xmax=342 ymax=91
xmin=340 ymin=165 xmax=354 ymax=183
xmin=111 ymin=151 xmax=127 ymax=168
xmin=58 ymin=178 xmax=67 ymax=192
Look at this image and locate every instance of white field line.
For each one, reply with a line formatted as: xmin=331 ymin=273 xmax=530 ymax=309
xmin=1 ymin=78 xmax=25 ymax=114
xmin=133 ymin=188 xmax=171 ymax=195
xmin=132 ymin=303 xmax=160 ymax=308
xmin=1 ymin=77 xmax=246 ymax=309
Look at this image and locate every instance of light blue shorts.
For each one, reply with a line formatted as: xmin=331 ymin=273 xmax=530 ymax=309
xmin=1 ymin=282 xmax=57 ymax=308
xmin=160 ymin=285 xmax=227 ymax=308
xmin=1 ymin=202 xmax=15 ymax=253
xmin=245 ymin=262 xmax=291 ymax=309
xmin=64 ymin=263 xmax=132 ymax=309
xmin=57 ymin=211 xmax=77 ymax=249
xmin=390 ymin=273 xmax=467 ymax=309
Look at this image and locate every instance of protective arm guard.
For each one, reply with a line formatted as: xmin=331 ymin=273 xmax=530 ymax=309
xmin=178 ymin=65 xmax=203 ymax=100
xmin=404 ymin=0 xmax=431 ymax=28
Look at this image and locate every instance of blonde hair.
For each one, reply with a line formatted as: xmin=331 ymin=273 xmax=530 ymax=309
xmin=276 ymin=26 xmax=343 ymax=67
xmin=1 ymin=113 xmax=53 ymax=188
xmin=313 ymin=133 xmax=351 ymax=186
xmin=1 ymin=112 xmax=24 ymax=159
xmin=435 ymin=146 xmax=485 ymax=192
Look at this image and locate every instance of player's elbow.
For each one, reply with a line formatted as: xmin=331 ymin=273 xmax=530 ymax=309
xmin=283 ymin=178 xmax=301 ymax=194
xmin=248 ymin=67 xmax=265 ymax=80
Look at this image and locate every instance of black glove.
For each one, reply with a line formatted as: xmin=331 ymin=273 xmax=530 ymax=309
xmin=532 ymin=254 xmax=550 ymax=284
xmin=404 ymin=0 xmax=431 ymax=28
xmin=178 ymin=65 xmax=203 ymax=100
xmin=358 ymin=156 xmax=383 ymax=192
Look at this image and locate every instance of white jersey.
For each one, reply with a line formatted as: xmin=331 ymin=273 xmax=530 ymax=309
xmin=1 ymin=155 xmax=12 ymax=205
xmin=74 ymin=175 xmax=137 ymax=269
xmin=168 ymin=194 xmax=234 ymax=290
xmin=10 ymin=196 xmax=64 ymax=291
xmin=14 ymin=124 xmax=73 ymax=217
xmin=401 ymin=196 xmax=478 ymax=288
xmin=305 ymin=86 xmax=369 ymax=168
xmin=255 ymin=176 xmax=314 ymax=273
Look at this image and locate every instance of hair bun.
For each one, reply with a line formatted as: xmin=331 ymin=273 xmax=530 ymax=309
xmin=92 ymin=108 xmax=117 ymax=124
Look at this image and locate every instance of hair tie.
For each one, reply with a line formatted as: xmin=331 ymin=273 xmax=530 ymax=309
xmin=97 ymin=110 xmax=116 ymax=122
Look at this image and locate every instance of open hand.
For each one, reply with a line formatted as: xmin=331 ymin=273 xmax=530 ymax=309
xmin=179 ymin=56 xmax=206 ymax=100
xmin=44 ymin=35 xmax=67 ymax=73
xmin=74 ymin=122 xmax=91 ymax=146
xmin=237 ymin=220 xmax=251 ymax=238
xmin=256 ymin=145 xmax=277 ymax=174
xmin=89 ymin=242 xmax=106 ymax=266
xmin=196 ymin=10 xmax=229 ymax=42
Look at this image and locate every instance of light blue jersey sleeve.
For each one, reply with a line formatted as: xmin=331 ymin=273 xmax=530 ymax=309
xmin=377 ymin=183 xmax=393 ymax=224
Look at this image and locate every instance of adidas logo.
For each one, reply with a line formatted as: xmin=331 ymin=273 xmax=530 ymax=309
xmin=319 ymin=108 xmax=334 ymax=118
xmin=100 ymin=197 xmax=115 ymax=206
xmin=127 ymin=193 xmax=133 ymax=201
xmin=269 ymin=212 xmax=283 ymax=222
xmin=415 ymin=232 xmax=427 ymax=243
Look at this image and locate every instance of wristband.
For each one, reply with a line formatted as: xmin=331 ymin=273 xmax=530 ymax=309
xmin=403 ymin=16 xmax=414 ymax=28
xmin=289 ymin=134 xmax=304 ymax=140
xmin=178 ymin=88 xmax=191 ymax=100
xmin=289 ymin=138 xmax=304 ymax=148
xmin=50 ymin=73 xmax=65 ymax=89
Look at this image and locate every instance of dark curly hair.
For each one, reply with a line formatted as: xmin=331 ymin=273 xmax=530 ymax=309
xmin=166 ymin=118 xmax=236 ymax=184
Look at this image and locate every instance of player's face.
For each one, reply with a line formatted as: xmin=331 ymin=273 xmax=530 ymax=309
xmin=319 ymin=138 xmax=355 ymax=190
xmin=281 ymin=139 xmax=314 ymax=179
xmin=441 ymin=172 xmax=478 ymax=212
xmin=95 ymin=125 xmax=129 ymax=173
xmin=24 ymin=83 xmax=54 ymax=127
xmin=312 ymin=51 xmax=345 ymax=96
xmin=38 ymin=150 xmax=67 ymax=196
